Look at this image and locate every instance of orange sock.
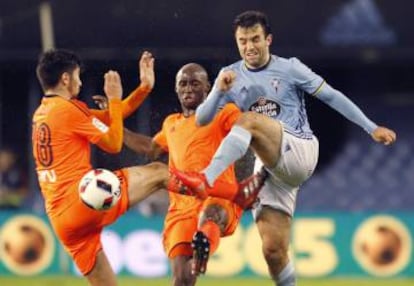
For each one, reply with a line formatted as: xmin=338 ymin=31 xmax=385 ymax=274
xmin=199 ymin=220 xmax=221 ymax=254
xmin=207 ymin=179 xmax=238 ymax=201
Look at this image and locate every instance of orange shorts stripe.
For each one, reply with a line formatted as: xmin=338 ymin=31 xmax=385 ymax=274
xmin=169 ymin=243 xmax=193 ymax=259
xmin=49 ymin=168 xmax=129 ymax=275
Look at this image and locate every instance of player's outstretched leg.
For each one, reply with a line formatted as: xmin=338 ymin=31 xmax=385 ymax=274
xmin=191 ymin=231 xmax=210 ymax=275
xmin=171 ymin=166 xmax=268 ymax=209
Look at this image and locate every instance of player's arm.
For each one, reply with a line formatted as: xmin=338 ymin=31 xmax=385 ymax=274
xmin=90 ymin=51 xmax=155 ymax=122
xmin=290 ymin=57 xmax=396 ymax=145
xmin=196 ymin=70 xmax=235 ymax=126
xmin=314 ymin=83 xmax=396 ymax=145
xmin=91 ymin=95 xmax=166 ymax=157
xmin=95 ymin=71 xmax=124 ymax=153
xmin=123 ymin=128 xmax=165 ymax=160
xmin=121 ymin=50 xmax=154 ymax=117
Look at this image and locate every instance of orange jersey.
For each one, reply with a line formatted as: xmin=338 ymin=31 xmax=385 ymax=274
xmin=32 ymin=86 xmax=150 ymax=215
xmin=153 ymin=103 xmax=241 ymax=209
xmin=32 ymin=96 xmax=110 ymax=215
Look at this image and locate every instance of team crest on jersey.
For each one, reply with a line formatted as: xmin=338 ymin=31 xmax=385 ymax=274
xmin=249 ymin=97 xmax=280 ymax=117
xmin=271 ymin=79 xmax=280 ymax=92
xmin=92 ymin=118 xmax=109 ymax=133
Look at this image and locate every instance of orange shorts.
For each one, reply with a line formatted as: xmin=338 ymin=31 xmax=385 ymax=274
xmin=163 ymin=196 xmax=242 ymax=259
xmin=49 ymin=169 xmax=129 ymax=275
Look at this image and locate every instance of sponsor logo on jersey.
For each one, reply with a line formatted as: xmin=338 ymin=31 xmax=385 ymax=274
xmin=249 ymin=97 xmax=280 ymax=117
xmin=92 ymin=117 xmax=109 ymax=133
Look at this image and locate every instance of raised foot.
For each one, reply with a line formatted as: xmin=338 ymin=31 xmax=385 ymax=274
xmin=168 ymin=169 xmax=208 ymax=200
xmin=191 ymin=231 xmax=210 ymax=276
xmin=234 ymin=166 xmax=268 ymax=209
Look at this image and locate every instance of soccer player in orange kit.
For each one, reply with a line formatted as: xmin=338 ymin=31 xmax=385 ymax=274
xmin=119 ymin=63 xmax=266 ymax=285
xmin=32 ymin=49 xmax=170 ymax=286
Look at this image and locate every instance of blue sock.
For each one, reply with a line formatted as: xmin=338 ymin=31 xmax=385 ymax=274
xmin=203 ymin=126 xmax=251 ymax=186
xmin=276 ymin=261 xmax=296 ymax=286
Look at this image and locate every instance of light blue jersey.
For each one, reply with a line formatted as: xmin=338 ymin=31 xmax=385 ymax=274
xmin=197 ymin=55 xmax=377 ymax=137
xmin=221 ymin=55 xmax=323 ymax=139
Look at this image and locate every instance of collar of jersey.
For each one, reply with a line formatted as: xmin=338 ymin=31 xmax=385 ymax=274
xmin=244 ymin=56 xmax=272 ymax=72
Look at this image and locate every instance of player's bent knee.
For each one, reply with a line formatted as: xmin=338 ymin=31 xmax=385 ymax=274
xmin=236 ymin=111 xmax=261 ymax=131
xmin=199 ymin=204 xmax=229 ymax=232
xmin=145 ymin=162 xmax=169 ymax=182
xmin=262 ymin=239 xmax=289 ymax=270
xmin=262 ymin=242 xmax=286 ymax=258
xmin=237 ymin=112 xmax=282 ymax=137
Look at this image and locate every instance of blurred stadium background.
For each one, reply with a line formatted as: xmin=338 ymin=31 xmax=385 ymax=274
xmin=0 ymin=0 xmax=413 ymax=284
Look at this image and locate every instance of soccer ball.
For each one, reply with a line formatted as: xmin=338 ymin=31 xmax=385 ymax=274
xmin=78 ymin=168 xmax=121 ymax=210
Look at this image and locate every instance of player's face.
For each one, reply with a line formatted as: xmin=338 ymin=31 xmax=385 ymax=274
xmin=68 ymin=67 xmax=82 ymax=98
xmin=175 ymin=70 xmax=208 ymax=111
xmin=235 ymin=24 xmax=272 ymax=69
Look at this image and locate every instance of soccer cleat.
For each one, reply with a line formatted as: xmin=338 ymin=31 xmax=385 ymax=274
xmin=167 ymin=172 xmax=194 ymax=196
xmin=172 ymin=167 xmax=268 ymax=208
xmin=191 ymin=231 xmax=210 ymax=276
xmin=168 ymin=169 xmax=208 ymax=200
xmin=233 ymin=166 xmax=268 ymax=209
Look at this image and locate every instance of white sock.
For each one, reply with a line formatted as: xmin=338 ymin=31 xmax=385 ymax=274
xmin=275 ymin=261 xmax=296 ymax=286
xmin=203 ymin=125 xmax=251 ymax=186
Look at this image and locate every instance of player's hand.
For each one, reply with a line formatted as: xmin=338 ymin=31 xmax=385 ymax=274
xmin=104 ymin=70 xmax=123 ymax=100
xmin=217 ymin=70 xmax=236 ymax=92
xmin=371 ymin=126 xmax=396 ymax=145
xmin=92 ymin=95 xmax=108 ymax=110
xmin=139 ymin=51 xmax=155 ymax=90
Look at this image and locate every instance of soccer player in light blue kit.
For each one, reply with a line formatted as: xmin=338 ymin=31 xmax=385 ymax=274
xmin=173 ymin=10 xmax=397 ymax=285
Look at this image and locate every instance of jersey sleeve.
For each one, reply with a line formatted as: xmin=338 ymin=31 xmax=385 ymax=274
xmin=289 ymin=57 xmax=325 ymax=95
xmin=196 ymin=68 xmax=234 ymax=126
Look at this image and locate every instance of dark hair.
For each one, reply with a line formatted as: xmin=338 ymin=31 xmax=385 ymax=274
xmin=233 ymin=10 xmax=272 ymax=36
xmin=36 ymin=49 xmax=82 ymax=91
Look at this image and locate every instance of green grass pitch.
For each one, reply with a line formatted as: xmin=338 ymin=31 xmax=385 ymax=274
xmin=0 ymin=276 xmax=413 ymax=286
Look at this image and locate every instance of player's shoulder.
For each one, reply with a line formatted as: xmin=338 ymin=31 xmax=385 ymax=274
xmin=277 ymin=56 xmax=313 ymax=78
xmin=163 ymin=112 xmax=181 ymax=124
xmin=223 ymin=60 xmax=244 ymax=72
xmin=66 ymin=99 xmax=91 ymax=116
xmin=287 ymin=57 xmax=311 ymax=71
xmin=273 ymin=55 xmax=304 ymax=68
xmin=48 ymin=98 xmax=91 ymax=118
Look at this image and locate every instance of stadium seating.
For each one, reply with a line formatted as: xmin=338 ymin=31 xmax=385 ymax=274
xmin=299 ymin=137 xmax=413 ymax=211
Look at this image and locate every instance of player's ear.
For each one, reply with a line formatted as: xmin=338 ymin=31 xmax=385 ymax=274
xmin=266 ymin=34 xmax=273 ymax=46
xmin=61 ymin=72 xmax=70 ymax=86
